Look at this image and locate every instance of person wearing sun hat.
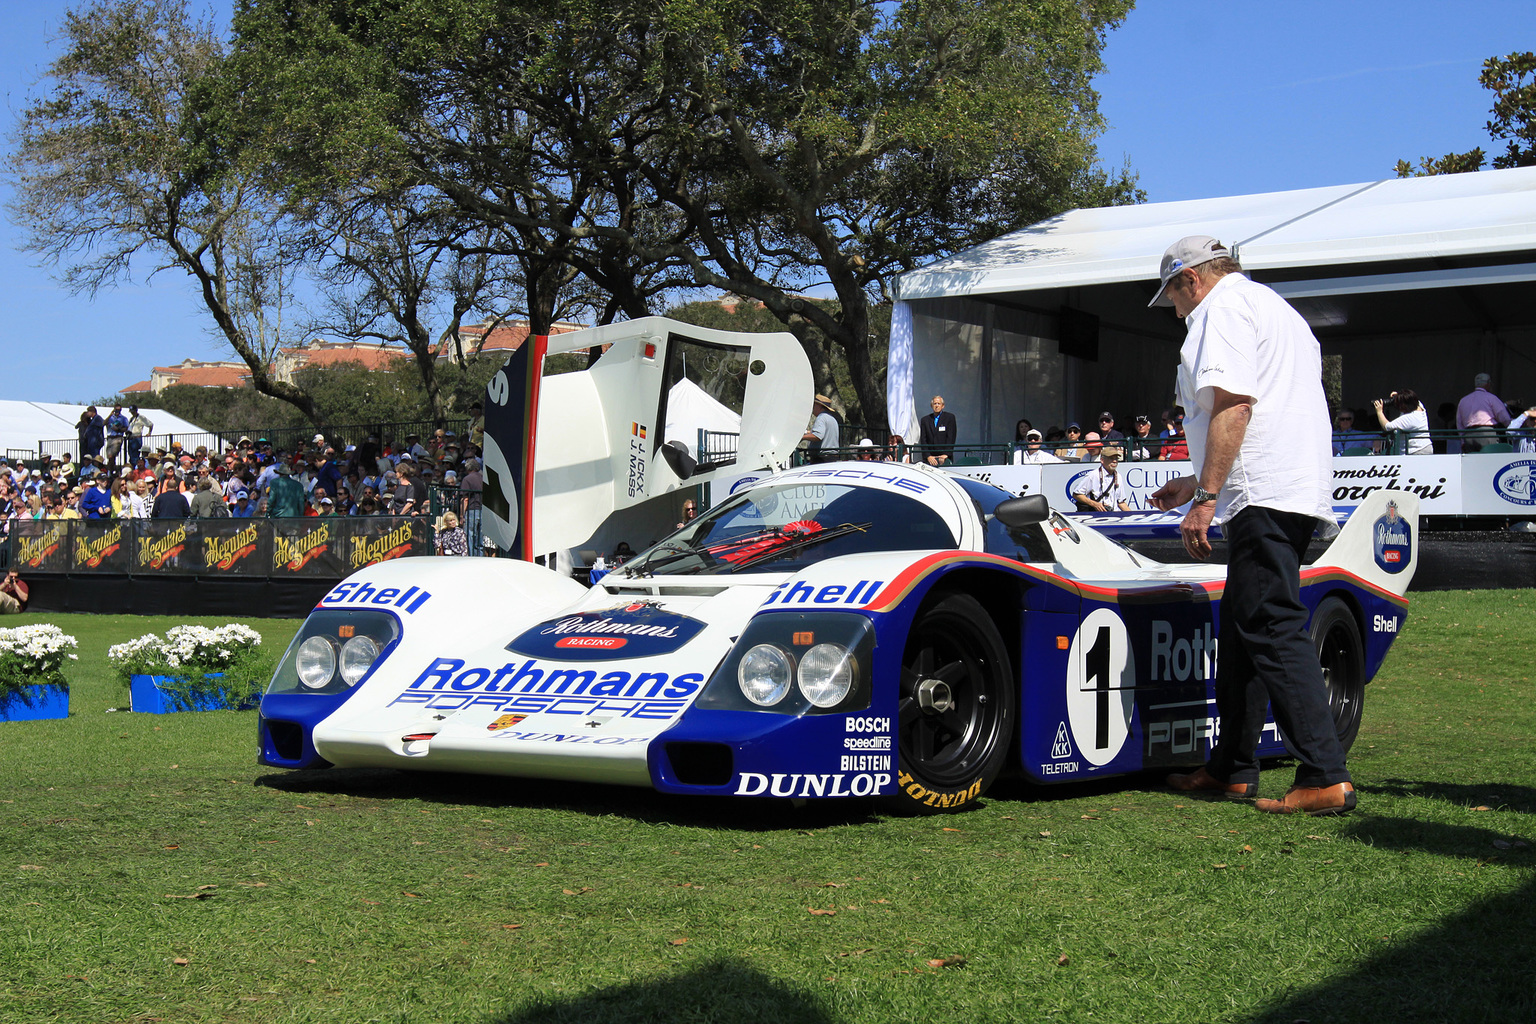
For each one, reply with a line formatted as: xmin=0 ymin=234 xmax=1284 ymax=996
xmin=802 ymin=393 xmax=841 ymax=462
xmin=1070 ymin=443 xmax=1129 ymax=510
xmin=1148 ymin=234 xmax=1350 ymax=816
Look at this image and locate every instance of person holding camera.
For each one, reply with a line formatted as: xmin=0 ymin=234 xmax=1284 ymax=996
xmin=1371 ymin=388 xmax=1432 ymax=455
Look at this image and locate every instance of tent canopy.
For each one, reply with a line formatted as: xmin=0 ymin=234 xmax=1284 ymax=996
xmin=889 ymin=166 xmax=1536 ymax=446
xmin=0 ymin=401 xmax=209 ymax=458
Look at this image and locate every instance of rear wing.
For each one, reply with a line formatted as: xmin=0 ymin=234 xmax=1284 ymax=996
xmin=481 ymin=316 xmax=813 ymax=558
xmin=1308 ymin=490 xmax=1419 ymax=597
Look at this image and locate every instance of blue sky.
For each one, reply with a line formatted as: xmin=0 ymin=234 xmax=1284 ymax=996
xmin=2 ymin=0 xmax=1533 ymax=403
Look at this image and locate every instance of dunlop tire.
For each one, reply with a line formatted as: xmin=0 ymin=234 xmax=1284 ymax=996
xmin=883 ymin=592 xmax=1015 ymax=815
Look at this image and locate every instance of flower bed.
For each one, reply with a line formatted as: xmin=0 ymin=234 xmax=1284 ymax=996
xmin=0 ymin=624 xmax=77 ymax=722
xmin=109 ymin=624 xmax=266 ymax=713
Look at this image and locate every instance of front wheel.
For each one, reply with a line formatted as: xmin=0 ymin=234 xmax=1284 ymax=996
xmin=1311 ymin=597 xmax=1365 ymax=751
xmin=884 ymin=592 xmax=1016 ymax=814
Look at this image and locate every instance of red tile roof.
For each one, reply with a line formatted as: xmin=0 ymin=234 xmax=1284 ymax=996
xmin=120 ymin=380 xmax=154 ymax=394
xmin=172 ymin=366 xmax=254 ymax=388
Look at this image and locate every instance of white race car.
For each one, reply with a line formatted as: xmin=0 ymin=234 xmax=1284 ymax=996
xmin=258 ymin=459 xmax=1417 ymax=813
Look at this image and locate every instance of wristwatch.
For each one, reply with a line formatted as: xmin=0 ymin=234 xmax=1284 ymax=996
xmin=1191 ymin=485 xmax=1219 ymax=504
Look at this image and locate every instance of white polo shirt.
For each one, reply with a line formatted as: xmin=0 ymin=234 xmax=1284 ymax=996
xmin=1175 ymin=273 xmax=1335 ymax=529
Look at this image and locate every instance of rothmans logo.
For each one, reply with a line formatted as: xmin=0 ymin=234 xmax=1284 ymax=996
xmin=509 ymin=604 xmax=707 ymax=661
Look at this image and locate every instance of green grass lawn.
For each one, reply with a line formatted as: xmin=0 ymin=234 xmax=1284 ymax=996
xmin=2 ymin=594 xmax=1533 ymax=1024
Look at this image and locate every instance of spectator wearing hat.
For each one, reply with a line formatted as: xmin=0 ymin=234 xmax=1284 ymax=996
xmin=1096 ymin=411 xmax=1126 ymax=443
xmin=1127 ymin=414 xmax=1160 ymax=461
xmin=266 ymin=460 xmax=306 ymax=518
xmin=230 ymin=490 xmax=256 ymax=518
xmin=1013 ymin=429 xmax=1061 ymax=464
xmin=1079 ymin=431 xmax=1103 ymax=462
xmin=79 ymin=471 xmax=113 ymax=519
xmin=803 ymin=394 xmax=841 ymax=462
xmin=917 ymin=395 xmax=956 ymax=466
xmin=127 ymin=406 xmax=154 ymax=466
xmin=1055 ymin=423 xmax=1084 ymax=461
xmin=1456 ymin=372 xmax=1510 ymax=452
xmin=1071 ymin=445 xmax=1130 ymax=510
xmin=104 ymin=404 xmax=131 ymax=471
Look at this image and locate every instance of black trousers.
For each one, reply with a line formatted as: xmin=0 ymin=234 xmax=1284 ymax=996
xmin=1208 ymin=505 xmax=1351 ymax=789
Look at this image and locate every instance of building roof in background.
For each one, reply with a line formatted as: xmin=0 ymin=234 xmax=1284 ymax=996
xmin=435 ymin=320 xmax=585 ymax=362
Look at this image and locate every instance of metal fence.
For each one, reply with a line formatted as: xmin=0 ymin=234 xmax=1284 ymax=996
xmin=34 ymin=417 xmax=473 ymax=462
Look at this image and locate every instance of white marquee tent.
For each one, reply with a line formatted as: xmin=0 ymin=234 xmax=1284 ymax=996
xmin=0 ymin=401 xmax=210 ymax=460
xmin=888 ymin=165 xmax=1536 ymax=444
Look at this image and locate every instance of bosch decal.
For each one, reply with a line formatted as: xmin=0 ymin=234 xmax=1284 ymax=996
xmin=1372 ymin=500 xmax=1412 ymax=573
xmin=506 ymin=603 xmax=706 ymax=660
xmin=322 ymin=581 xmax=433 ymax=614
xmin=1492 ymin=459 xmax=1536 ymax=507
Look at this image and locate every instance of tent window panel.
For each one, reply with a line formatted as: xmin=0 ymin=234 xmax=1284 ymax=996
xmin=658 ymin=334 xmax=751 ymax=470
xmin=990 ymin=331 xmax=1063 ymax=443
xmin=912 ymin=310 xmax=986 ymax=446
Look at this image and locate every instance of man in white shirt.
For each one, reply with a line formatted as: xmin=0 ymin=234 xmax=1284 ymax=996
xmin=1147 ymin=235 xmax=1354 ymax=817
xmin=1013 ymin=428 xmax=1061 ymax=464
xmin=1070 ymin=445 xmax=1129 ymax=510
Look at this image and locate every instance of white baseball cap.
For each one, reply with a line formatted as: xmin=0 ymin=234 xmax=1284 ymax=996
xmin=1149 ymin=235 xmax=1233 ymax=307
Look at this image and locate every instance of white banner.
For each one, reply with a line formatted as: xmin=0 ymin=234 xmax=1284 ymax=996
xmin=1459 ymin=454 xmax=1536 ymax=514
xmin=954 ymin=453 xmax=1517 ymax=520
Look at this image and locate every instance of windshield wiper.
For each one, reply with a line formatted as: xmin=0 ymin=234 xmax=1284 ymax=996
xmin=725 ymin=522 xmax=872 ymax=572
xmin=622 ymin=528 xmax=788 ymax=577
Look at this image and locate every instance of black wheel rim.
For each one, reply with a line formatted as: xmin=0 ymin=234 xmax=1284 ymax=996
xmin=898 ymin=617 xmax=1002 ymax=788
xmin=1318 ymin=620 xmax=1363 ymax=737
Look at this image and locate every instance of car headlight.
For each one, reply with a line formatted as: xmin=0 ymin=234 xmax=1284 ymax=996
xmin=738 ymin=644 xmax=793 ymax=706
xmin=339 ymin=635 xmax=381 ymax=686
xmin=797 ymin=643 xmax=856 ymax=707
xmin=296 ymin=636 xmax=338 ymax=689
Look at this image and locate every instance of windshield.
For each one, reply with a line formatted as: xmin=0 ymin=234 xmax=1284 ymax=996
xmin=624 ymin=481 xmax=957 ymax=576
xmin=950 ymin=476 xmax=1055 ymax=563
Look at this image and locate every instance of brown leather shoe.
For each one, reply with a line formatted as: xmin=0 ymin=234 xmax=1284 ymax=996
xmin=1167 ymin=766 xmax=1257 ymax=800
xmin=1255 ymin=782 xmax=1356 ymax=816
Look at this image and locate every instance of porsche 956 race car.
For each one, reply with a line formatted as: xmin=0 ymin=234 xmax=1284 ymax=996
xmin=257 ymin=462 xmax=1417 ymax=813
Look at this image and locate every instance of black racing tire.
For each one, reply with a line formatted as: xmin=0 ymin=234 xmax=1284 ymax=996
xmin=1311 ymin=597 xmax=1366 ymax=752
xmin=883 ymin=592 xmax=1016 ymax=815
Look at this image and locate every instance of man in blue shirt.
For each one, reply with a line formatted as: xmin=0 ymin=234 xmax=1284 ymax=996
xmin=79 ymin=471 xmax=113 ymax=519
xmin=104 ymin=404 xmax=131 ymax=471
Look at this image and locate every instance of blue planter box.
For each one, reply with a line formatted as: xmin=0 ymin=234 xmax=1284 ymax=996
xmin=0 ymin=684 xmax=69 ymax=722
xmin=129 ymin=674 xmax=257 ymax=714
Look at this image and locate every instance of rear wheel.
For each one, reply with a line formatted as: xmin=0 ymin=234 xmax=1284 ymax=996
xmin=884 ymin=593 xmax=1015 ymax=814
xmin=1311 ymin=597 xmax=1365 ymax=751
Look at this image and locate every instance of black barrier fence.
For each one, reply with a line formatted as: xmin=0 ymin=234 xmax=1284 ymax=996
xmin=7 ymin=516 xmax=434 ymax=579
xmin=34 ymin=417 xmax=473 ymax=463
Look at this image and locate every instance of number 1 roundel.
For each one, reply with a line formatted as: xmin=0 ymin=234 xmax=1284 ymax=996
xmin=1064 ymin=609 xmax=1135 ymax=767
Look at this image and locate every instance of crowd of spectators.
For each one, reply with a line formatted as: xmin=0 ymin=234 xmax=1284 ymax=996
xmin=0 ymin=417 xmax=495 ymax=556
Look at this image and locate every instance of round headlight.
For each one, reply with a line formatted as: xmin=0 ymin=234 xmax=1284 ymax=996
xmin=797 ymin=643 xmax=856 ymax=708
xmin=295 ymin=635 xmax=338 ymax=690
xmin=738 ymin=644 xmax=793 ymax=706
xmin=339 ymin=635 xmax=381 ymax=686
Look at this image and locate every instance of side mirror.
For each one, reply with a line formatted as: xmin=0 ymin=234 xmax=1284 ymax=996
xmin=994 ymin=493 xmax=1050 ymax=527
xmin=661 ymin=439 xmax=697 ymax=480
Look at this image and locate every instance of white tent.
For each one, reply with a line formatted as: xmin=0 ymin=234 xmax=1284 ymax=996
xmin=0 ymin=401 xmax=210 ymax=459
xmin=889 ymin=165 xmax=1536 ymax=444
xmin=663 ymin=376 xmax=743 ymax=459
